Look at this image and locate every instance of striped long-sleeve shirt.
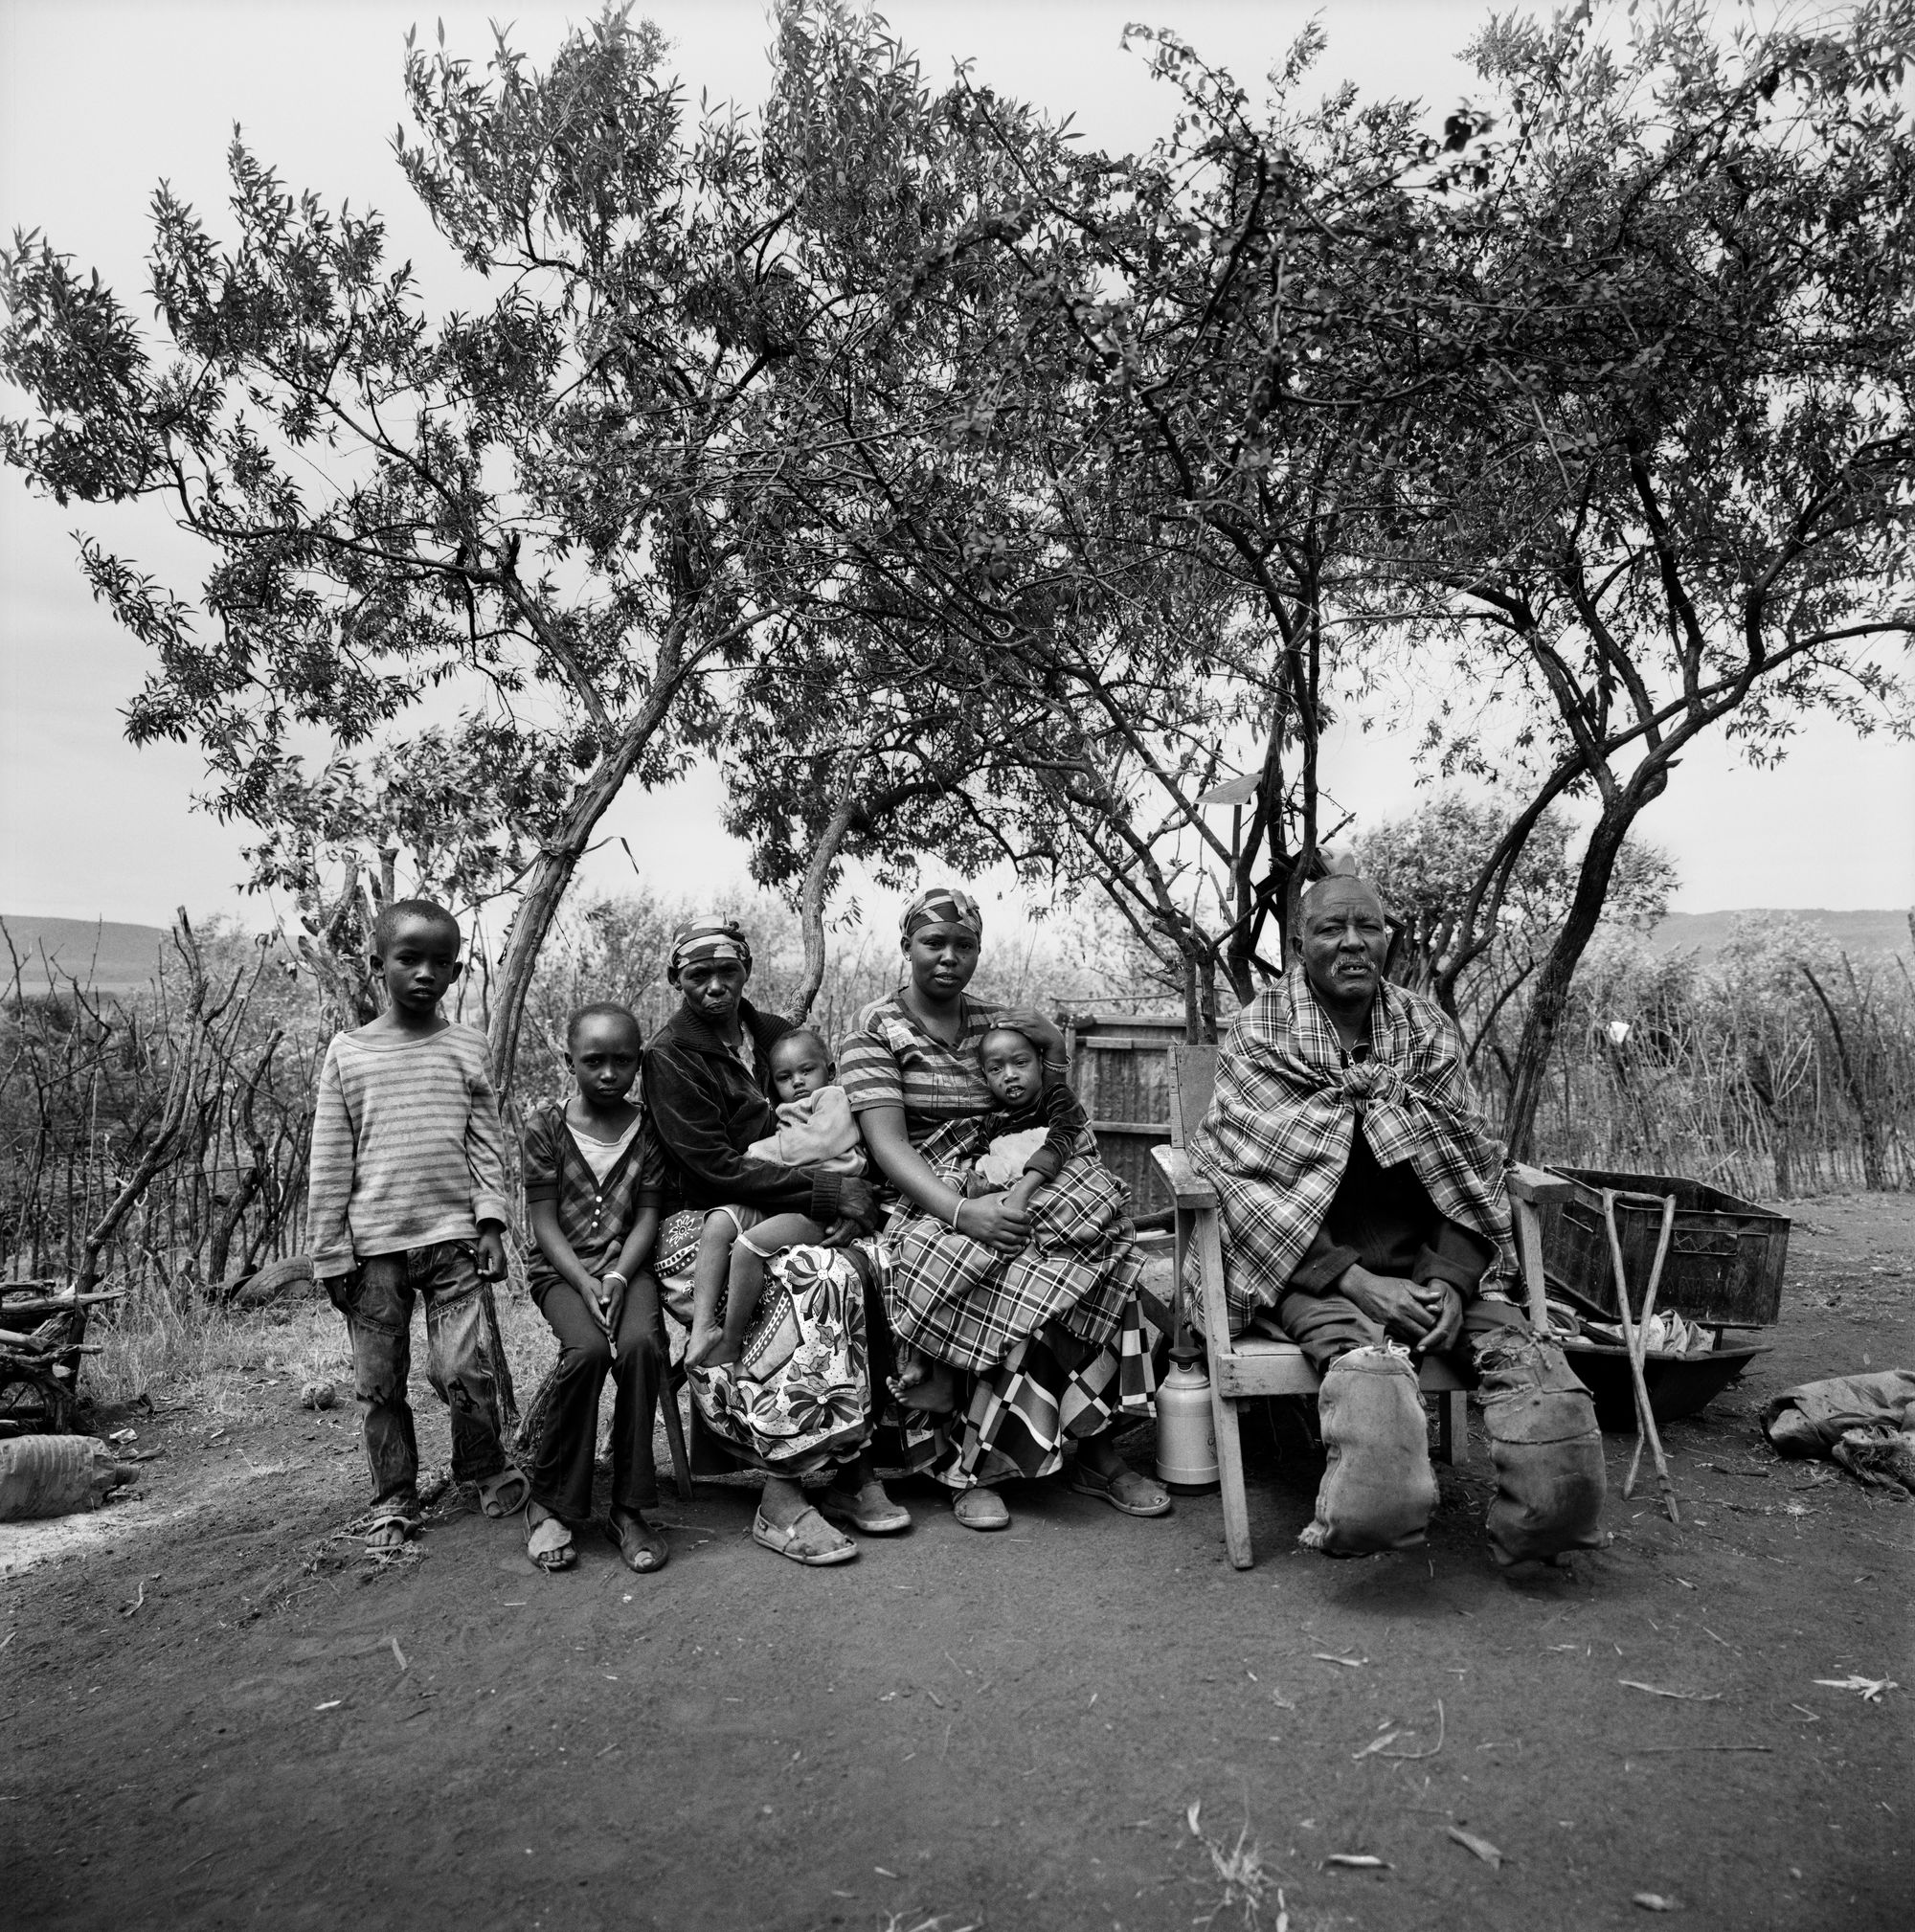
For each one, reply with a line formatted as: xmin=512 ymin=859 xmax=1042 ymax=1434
xmin=304 ymin=1022 xmax=511 ymax=1276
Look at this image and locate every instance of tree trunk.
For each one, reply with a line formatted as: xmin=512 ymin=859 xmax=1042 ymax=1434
xmin=1799 ymin=962 xmax=1887 ymax=1190
xmin=789 ymin=788 xmax=861 ymax=1025
xmin=486 ymin=651 xmax=691 ymax=1092
xmin=1500 ymin=808 xmax=1637 ymax=1161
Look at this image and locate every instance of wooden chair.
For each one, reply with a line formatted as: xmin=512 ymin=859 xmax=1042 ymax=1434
xmin=1150 ymin=1042 xmax=1566 ymax=1569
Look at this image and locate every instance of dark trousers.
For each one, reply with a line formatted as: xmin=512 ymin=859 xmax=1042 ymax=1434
xmin=330 ymin=1242 xmax=507 ymax=1509
xmin=528 ymin=1275 xmax=664 ymax=1518
xmin=1273 ymin=1286 xmax=1530 ymax=1380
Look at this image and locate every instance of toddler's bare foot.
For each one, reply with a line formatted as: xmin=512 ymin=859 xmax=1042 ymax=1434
xmin=686 ymin=1325 xmax=724 ymax=1369
xmin=893 ymin=1359 xmax=959 ymax=1414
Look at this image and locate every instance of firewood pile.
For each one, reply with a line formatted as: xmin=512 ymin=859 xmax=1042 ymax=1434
xmin=0 ymin=1284 xmax=122 ymax=1436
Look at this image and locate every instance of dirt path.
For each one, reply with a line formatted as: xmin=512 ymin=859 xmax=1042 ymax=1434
xmin=5 ymin=1195 xmax=1910 ymax=1931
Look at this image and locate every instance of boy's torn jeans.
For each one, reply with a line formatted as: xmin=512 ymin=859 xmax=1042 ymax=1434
xmin=329 ymin=1241 xmax=508 ymax=1512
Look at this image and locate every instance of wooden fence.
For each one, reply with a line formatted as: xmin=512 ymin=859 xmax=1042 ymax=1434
xmin=1060 ymin=1010 xmax=1188 ymax=1222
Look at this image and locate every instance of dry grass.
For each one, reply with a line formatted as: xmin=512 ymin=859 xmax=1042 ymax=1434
xmin=84 ymin=1277 xmax=561 ymax=1426
xmin=1188 ymin=1800 xmax=1283 ymax=1928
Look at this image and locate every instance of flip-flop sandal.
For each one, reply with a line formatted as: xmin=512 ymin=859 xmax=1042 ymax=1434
xmin=478 ymin=1469 xmax=530 ymax=1517
xmin=1068 ymin=1463 xmax=1173 ymax=1517
xmin=952 ymin=1486 xmax=1011 ymax=1532
xmin=606 ymin=1516 xmax=669 ymax=1574
xmin=525 ymin=1510 xmax=576 ymax=1573
xmin=816 ymin=1479 xmax=912 ymax=1536
xmin=751 ymin=1505 xmax=858 ymax=1566
xmin=365 ymin=1508 xmax=420 ymax=1551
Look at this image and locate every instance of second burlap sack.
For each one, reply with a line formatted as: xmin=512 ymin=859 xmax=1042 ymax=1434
xmin=1299 ymin=1343 xmax=1438 ymax=1555
xmin=1476 ymin=1335 xmax=1608 ymax=1566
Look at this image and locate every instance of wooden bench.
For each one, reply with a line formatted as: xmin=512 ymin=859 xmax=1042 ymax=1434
xmin=1150 ymin=1042 xmax=1567 ymax=1569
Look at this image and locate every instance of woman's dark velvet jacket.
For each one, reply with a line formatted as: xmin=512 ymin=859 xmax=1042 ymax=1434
xmin=641 ymin=998 xmax=864 ymax=1225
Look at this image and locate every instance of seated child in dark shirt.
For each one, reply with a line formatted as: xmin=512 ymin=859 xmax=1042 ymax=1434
xmin=683 ymin=1029 xmax=857 ymax=1370
xmin=962 ymin=1024 xmax=1096 ymax=1207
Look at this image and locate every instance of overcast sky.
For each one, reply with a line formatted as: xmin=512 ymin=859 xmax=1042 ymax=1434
xmin=2 ymin=0 xmax=1910 ymax=932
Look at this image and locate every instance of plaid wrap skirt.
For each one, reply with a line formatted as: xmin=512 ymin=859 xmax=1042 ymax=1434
xmin=888 ymin=1153 xmax=1144 ymax=1371
xmin=879 ymin=1156 xmax=1157 ymax=1484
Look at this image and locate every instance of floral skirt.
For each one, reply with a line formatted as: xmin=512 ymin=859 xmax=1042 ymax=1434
xmin=656 ymin=1208 xmax=875 ymax=1479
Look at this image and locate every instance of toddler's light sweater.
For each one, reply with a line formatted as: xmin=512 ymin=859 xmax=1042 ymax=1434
xmin=305 ymin=1023 xmax=511 ymax=1275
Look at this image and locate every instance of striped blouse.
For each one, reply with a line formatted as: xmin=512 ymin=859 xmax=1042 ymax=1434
xmin=837 ymin=993 xmax=1004 ymax=1160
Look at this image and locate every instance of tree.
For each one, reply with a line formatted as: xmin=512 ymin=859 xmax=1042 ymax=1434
xmin=719 ymin=31 xmax=1424 ymax=1038
xmin=1357 ymin=792 xmax=1675 ymax=1092
xmin=1355 ymin=1 xmax=1914 ymax=1154
xmin=898 ymin=1 xmax=1910 ymax=1122
xmin=1 ymin=4 xmax=1014 ymax=1086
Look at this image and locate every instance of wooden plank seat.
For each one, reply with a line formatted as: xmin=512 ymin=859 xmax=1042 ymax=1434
xmin=1151 ymin=1042 xmax=1563 ymax=1570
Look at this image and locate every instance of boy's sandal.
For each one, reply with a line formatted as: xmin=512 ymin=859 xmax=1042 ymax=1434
xmin=952 ymin=1487 xmax=1011 ymax=1532
xmin=606 ymin=1515 xmax=668 ymax=1574
xmin=816 ymin=1478 xmax=912 ymax=1536
xmin=366 ymin=1506 xmax=420 ymax=1552
xmin=1067 ymin=1462 xmax=1172 ymax=1517
xmin=751 ymin=1506 xmax=858 ymax=1567
xmin=526 ymin=1512 xmax=576 ymax=1573
xmin=478 ymin=1468 xmax=530 ymax=1518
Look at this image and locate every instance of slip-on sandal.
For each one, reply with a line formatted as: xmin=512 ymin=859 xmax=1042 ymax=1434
xmin=478 ymin=1468 xmax=530 ymax=1517
xmin=606 ymin=1514 xmax=668 ymax=1574
xmin=752 ymin=1505 xmax=858 ymax=1566
xmin=816 ymin=1479 xmax=912 ymax=1536
xmin=952 ymin=1486 xmax=1011 ymax=1532
xmin=1068 ymin=1462 xmax=1172 ymax=1517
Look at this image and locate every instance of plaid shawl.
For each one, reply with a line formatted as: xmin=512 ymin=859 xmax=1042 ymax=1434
xmin=1187 ymin=966 xmax=1516 ymax=1331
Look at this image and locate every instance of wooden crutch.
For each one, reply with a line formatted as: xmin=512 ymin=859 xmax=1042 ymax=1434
xmin=1601 ymin=1187 xmax=1681 ymax=1524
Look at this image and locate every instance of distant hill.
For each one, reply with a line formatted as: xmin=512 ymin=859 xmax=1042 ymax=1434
xmin=0 ymin=916 xmax=171 ymax=995
xmin=1646 ymin=908 xmax=1911 ymax=961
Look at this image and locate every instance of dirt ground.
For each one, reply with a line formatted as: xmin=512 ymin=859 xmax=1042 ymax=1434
xmin=4 ymin=1195 xmax=1910 ymax=1932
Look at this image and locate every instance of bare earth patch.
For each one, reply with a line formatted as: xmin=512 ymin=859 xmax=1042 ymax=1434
xmin=3 ymin=1194 xmax=1908 ymax=1931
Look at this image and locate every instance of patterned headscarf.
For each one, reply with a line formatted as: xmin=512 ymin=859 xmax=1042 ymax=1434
xmin=666 ymin=918 xmax=754 ymax=985
xmin=900 ymin=886 xmax=982 ymax=939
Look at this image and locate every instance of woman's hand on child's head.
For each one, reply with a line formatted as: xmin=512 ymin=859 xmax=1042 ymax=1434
xmin=995 ymin=1006 xmax=1067 ymax=1061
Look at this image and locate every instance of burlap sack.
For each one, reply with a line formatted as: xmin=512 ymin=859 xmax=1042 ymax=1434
xmin=1476 ymin=1336 xmax=1607 ymax=1567
xmin=1299 ymin=1344 xmax=1437 ymax=1555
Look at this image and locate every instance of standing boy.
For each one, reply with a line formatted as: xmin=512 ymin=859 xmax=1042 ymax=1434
xmin=306 ymin=899 xmax=526 ymax=1549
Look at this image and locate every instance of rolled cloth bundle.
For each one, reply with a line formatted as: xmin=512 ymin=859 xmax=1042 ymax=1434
xmin=1298 ymin=1344 xmax=1438 ymax=1555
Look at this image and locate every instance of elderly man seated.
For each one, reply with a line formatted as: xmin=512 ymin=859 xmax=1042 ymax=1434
xmin=1189 ymin=874 xmax=1606 ymax=1565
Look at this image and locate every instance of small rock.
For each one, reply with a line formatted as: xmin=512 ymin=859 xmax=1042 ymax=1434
xmin=300 ymin=1380 xmax=337 ymax=1410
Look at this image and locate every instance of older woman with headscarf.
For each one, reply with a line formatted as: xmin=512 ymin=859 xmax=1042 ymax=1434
xmin=838 ymin=887 xmax=1171 ymax=1531
xmin=642 ymin=918 xmax=912 ymax=1565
